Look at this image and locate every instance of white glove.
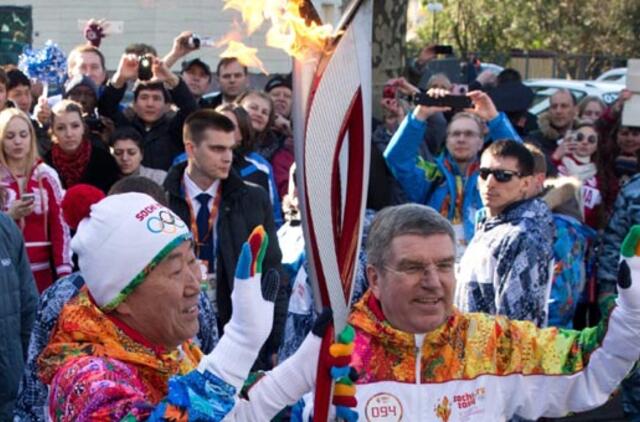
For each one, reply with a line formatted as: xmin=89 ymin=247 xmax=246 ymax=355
xmin=198 ymin=226 xmax=279 ymax=389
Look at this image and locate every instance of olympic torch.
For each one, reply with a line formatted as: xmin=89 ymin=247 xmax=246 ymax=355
xmin=292 ymin=0 xmax=372 ymax=419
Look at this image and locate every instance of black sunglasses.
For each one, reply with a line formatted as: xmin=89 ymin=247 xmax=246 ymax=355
xmin=478 ymin=168 xmax=522 ymax=182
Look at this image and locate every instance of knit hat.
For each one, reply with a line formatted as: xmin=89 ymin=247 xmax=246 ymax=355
xmin=63 ymin=74 xmax=99 ymax=100
xmin=65 ymin=186 xmax=191 ymax=311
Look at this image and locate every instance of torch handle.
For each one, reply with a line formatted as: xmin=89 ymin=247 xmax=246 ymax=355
xmin=313 ymin=324 xmax=334 ymax=422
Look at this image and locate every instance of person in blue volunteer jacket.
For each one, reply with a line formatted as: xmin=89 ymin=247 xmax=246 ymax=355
xmin=384 ymin=89 xmax=520 ymax=256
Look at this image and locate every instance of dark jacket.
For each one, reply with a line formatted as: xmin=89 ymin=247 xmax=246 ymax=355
xmin=164 ymin=162 xmax=289 ymax=369
xmin=99 ymin=78 xmax=198 ymax=171
xmin=199 ymin=92 xmax=223 ymax=109
xmin=525 ymin=112 xmax=567 ymax=177
xmin=0 ymin=213 xmax=38 ymax=419
xmin=44 ymin=143 xmax=119 ymax=194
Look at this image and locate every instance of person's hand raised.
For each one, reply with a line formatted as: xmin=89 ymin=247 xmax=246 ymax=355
xmin=152 ymin=57 xmax=180 ymax=89
xmin=412 ymin=88 xmax=451 ymax=121
xmin=466 ymin=90 xmax=498 ymax=121
xmin=112 ymin=54 xmax=139 ymax=88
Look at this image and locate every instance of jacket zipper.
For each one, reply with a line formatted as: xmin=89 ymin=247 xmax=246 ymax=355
xmin=415 ymin=335 xmax=423 ymax=419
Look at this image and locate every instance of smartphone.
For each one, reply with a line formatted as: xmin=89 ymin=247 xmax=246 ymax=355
xmin=21 ymin=193 xmax=35 ymax=202
xmin=413 ymin=92 xmax=473 ymax=109
xmin=433 ymin=45 xmax=453 ymax=55
xmin=138 ymin=55 xmax=153 ymax=81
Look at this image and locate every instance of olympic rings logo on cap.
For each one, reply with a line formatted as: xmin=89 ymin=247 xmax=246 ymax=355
xmin=147 ymin=210 xmax=187 ymax=234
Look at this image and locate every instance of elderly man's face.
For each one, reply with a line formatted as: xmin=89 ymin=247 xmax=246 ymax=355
xmin=549 ymin=91 xmax=576 ymax=130
xmin=268 ymin=86 xmax=292 ymax=118
xmin=115 ymin=241 xmax=202 ymax=349
xmin=368 ymin=233 xmax=456 ymax=333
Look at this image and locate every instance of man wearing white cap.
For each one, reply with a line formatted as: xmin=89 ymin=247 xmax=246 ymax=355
xmin=36 ymin=190 xmax=342 ymax=420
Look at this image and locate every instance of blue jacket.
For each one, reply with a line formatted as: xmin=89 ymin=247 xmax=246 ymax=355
xmin=548 ymin=214 xmax=596 ymax=328
xmin=384 ymin=112 xmax=521 ymax=242
xmin=455 ymin=198 xmax=555 ymax=327
xmin=598 ymin=174 xmax=640 ymax=295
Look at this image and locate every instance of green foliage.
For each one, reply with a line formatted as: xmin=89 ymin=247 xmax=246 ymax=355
xmin=416 ymin=0 xmax=640 ymax=77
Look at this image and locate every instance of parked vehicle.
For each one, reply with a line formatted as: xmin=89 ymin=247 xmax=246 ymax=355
xmin=595 ymin=67 xmax=627 ymax=85
xmin=523 ymin=79 xmax=621 ymax=115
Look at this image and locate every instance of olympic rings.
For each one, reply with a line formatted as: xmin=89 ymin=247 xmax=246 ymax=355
xmin=146 ymin=210 xmax=187 ymax=234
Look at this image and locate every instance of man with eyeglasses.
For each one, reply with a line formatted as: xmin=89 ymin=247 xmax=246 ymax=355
xmin=384 ymin=89 xmax=520 ymax=259
xmin=455 ymin=140 xmax=554 ymax=328
xmin=341 ymin=202 xmax=640 ymax=421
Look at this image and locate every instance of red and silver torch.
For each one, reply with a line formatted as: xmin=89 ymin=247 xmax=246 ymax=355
xmin=292 ymin=0 xmax=372 ymax=420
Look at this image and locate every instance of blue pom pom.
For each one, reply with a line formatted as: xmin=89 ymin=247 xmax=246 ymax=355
xmin=336 ymin=406 xmax=359 ymax=422
xmin=18 ymin=40 xmax=67 ymax=89
xmin=330 ymin=365 xmax=351 ymax=380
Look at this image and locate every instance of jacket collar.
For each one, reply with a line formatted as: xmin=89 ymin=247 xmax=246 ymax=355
xmin=349 ymin=290 xmax=460 ymax=350
xmin=165 ymin=160 xmax=246 ymax=201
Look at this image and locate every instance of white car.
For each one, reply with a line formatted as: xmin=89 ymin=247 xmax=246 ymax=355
xmin=596 ymin=67 xmax=626 ymax=85
xmin=523 ymin=79 xmax=622 ymax=115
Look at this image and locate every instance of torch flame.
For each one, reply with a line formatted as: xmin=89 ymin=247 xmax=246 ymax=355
xmin=223 ymin=0 xmax=271 ymax=35
xmin=220 ymin=40 xmax=269 ymax=75
xmin=221 ymin=0 xmax=337 ymax=68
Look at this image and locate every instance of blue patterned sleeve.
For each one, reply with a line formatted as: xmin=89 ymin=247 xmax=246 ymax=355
xmin=195 ymin=291 xmax=219 ymax=354
xmin=148 ymin=370 xmax=236 ymax=421
xmin=598 ymin=189 xmax=633 ymax=295
xmin=495 ymin=232 xmax=552 ymax=327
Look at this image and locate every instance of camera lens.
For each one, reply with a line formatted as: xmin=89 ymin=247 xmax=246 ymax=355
xmin=189 ymin=35 xmax=201 ymax=49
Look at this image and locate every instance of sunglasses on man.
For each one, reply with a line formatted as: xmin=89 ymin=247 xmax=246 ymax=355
xmin=478 ymin=168 xmax=522 ymax=183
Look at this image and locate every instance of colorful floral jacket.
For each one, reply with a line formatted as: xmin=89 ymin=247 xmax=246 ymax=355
xmin=14 ymin=273 xmax=218 ymax=421
xmin=348 ymin=290 xmax=640 ymax=421
xmin=38 ymin=290 xmax=233 ymax=421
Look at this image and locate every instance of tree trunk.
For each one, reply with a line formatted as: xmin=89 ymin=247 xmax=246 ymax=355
xmin=370 ymin=0 xmax=409 ymax=120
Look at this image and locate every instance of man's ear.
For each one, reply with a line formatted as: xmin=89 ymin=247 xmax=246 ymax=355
xmin=367 ymin=264 xmax=382 ymax=299
xmin=184 ymin=140 xmax=195 ymax=158
xmin=521 ymin=176 xmax=533 ymax=198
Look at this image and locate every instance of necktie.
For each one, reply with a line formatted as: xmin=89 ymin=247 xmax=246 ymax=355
xmin=195 ymin=192 xmax=214 ymax=272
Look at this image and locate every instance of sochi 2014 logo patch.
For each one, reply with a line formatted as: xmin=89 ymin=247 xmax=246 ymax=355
xmin=364 ymin=392 xmax=403 ymax=421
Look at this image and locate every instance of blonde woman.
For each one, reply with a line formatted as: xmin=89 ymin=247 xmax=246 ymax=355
xmin=0 ymin=108 xmax=71 ymax=291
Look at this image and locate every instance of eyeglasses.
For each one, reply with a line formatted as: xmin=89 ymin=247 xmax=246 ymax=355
xmin=478 ymin=168 xmax=522 ymax=183
xmin=448 ymin=130 xmax=481 ymax=138
xmin=573 ymin=132 xmax=598 ymax=144
xmin=383 ymin=260 xmax=454 ymax=278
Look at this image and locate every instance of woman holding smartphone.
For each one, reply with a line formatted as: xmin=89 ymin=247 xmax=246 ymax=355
xmin=0 ymin=108 xmax=71 ymax=292
xmin=552 ymin=119 xmax=607 ymax=229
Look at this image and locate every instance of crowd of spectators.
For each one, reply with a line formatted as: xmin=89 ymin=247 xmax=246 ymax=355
xmin=1 ymin=23 xmax=640 ymax=421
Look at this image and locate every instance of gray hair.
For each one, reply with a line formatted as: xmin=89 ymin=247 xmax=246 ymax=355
xmin=366 ymin=204 xmax=456 ymax=267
